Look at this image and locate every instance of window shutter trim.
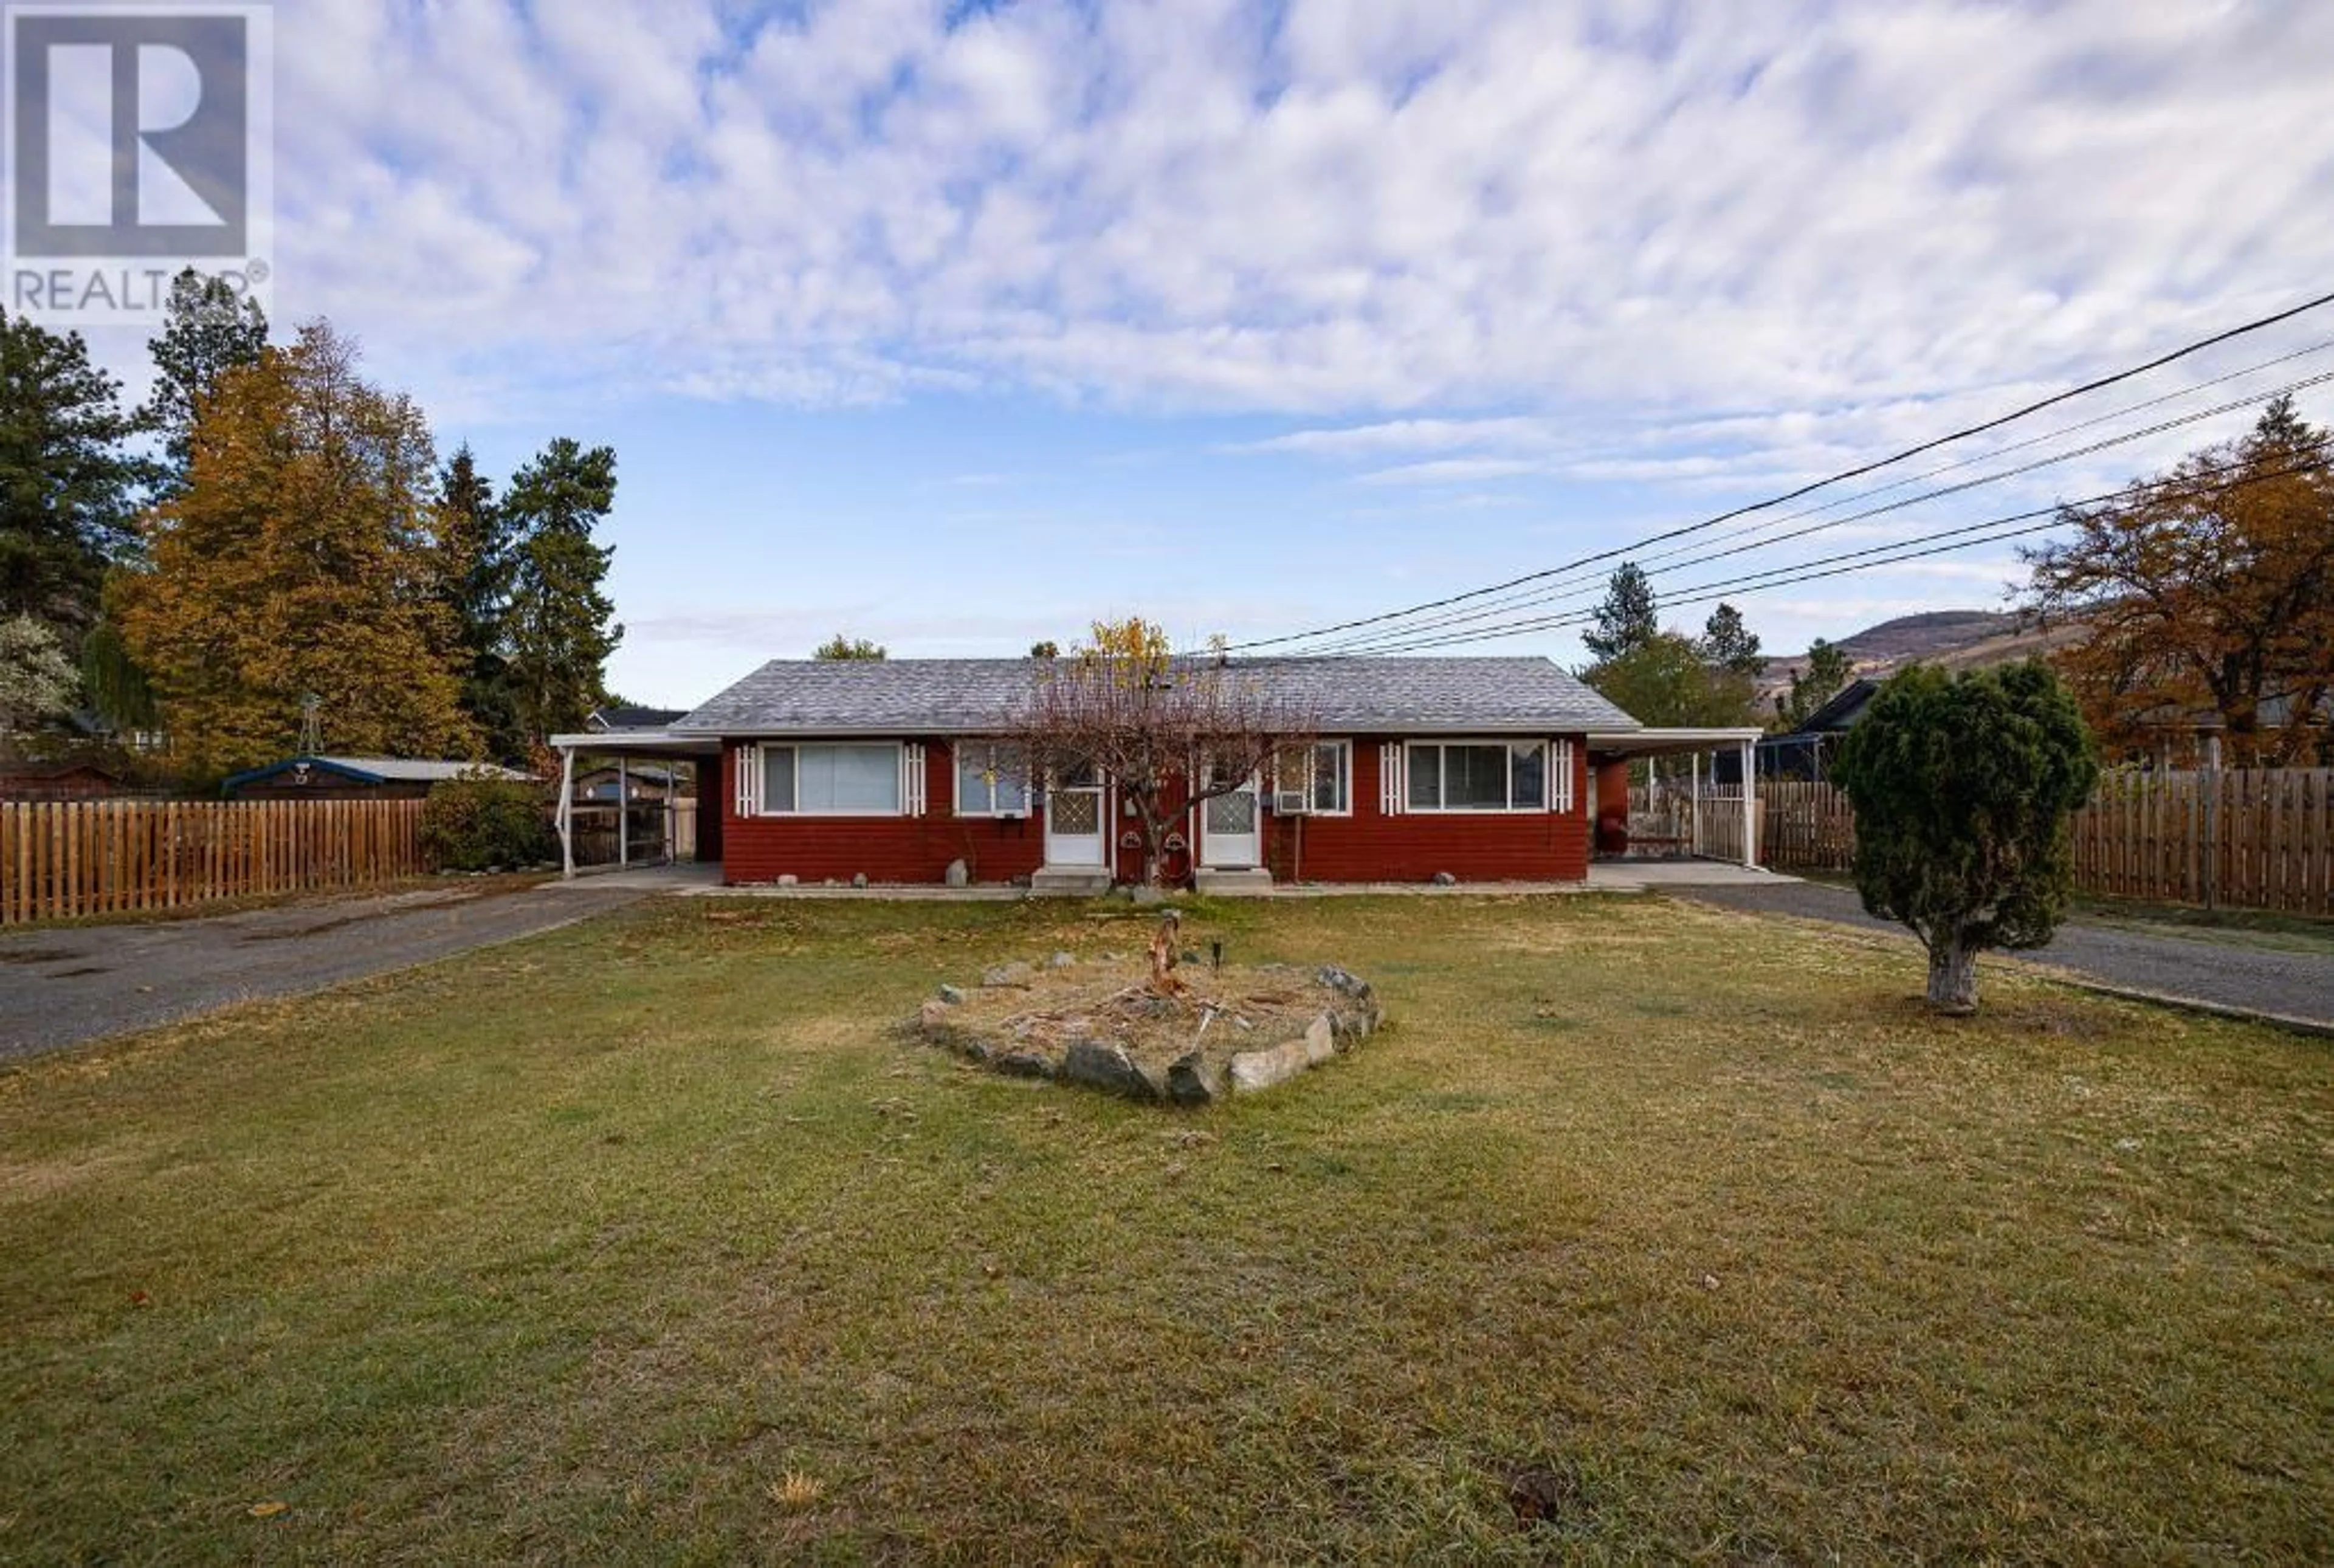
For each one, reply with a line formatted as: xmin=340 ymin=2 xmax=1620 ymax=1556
xmin=904 ymin=743 xmax=927 ymax=817
xmin=1379 ymin=743 xmax=1403 ymax=815
xmin=736 ymin=743 xmax=761 ymax=817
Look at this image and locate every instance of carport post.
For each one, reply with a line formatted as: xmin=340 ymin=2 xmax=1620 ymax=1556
xmin=558 ymin=746 xmax=576 ymax=879
xmin=1739 ymin=738 xmax=1756 ymax=868
xmin=1689 ymin=751 xmax=1700 ymax=857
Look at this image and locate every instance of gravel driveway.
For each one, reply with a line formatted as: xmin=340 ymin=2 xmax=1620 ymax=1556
xmin=0 ymin=881 xmax=645 ymax=1062
xmin=1681 ymin=880 xmax=2334 ymax=1031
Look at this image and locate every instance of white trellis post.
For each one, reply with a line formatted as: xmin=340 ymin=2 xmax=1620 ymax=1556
xmin=1739 ymin=738 xmax=1756 ymax=869
xmin=558 ymin=746 xmax=576 ymax=879
xmin=617 ymin=757 xmax=630 ymax=867
xmin=1690 ymin=751 xmax=1700 ymax=858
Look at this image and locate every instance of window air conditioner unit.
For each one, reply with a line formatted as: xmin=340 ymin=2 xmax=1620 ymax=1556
xmin=1273 ymin=790 xmax=1311 ymax=815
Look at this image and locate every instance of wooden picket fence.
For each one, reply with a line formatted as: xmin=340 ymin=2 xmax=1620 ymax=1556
xmin=1733 ymin=770 xmax=2333 ymax=915
xmin=0 ymin=799 xmax=429 ymax=924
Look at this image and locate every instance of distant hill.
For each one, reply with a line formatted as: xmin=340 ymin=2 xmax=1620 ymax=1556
xmin=1756 ymin=609 xmax=2087 ymax=707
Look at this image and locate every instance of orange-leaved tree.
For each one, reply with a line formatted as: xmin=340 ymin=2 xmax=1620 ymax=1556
xmin=2024 ymin=397 xmax=2333 ymax=765
xmin=1009 ymin=619 xmax=1315 ymax=886
xmin=111 ymin=321 xmax=477 ymax=779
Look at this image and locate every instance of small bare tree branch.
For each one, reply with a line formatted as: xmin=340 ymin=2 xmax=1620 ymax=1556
xmin=1002 ymin=619 xmax=1317 ymax=886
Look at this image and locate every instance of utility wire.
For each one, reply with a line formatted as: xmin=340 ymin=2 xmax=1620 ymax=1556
xmin=1298 ymin=344 xmax=2334 ymax=653
xmin=1300 ymin=452 xmax=2329 ymax=658
xmin=1219 ymin=287 xmax=2334 ymax=655
xmin=1302 ymin=370 xmax=2334 ymax=656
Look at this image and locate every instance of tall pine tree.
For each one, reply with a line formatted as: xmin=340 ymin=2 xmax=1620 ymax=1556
xmin=0 ymin=309 xmax=146 ymax=639
xmin=1582 ymin=562 xmax=1658 ymax=661
xmin=140 ymin=269 xmax=269 ymax=497
xmin=112 ymin=322 xmax=477 ymax=777
xmin=439 ymin=444 xmax=528 ymax=762
xmin=503 ymin=438 xmax=621 ymax=743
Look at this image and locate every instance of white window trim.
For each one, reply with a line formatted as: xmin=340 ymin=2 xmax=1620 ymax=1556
xmin=1380 ymin=742 xmax=1405 ymax=815
xmin=1400 ymin=738 xmax=1555 ymax=814
xmin=1550 ymin=738 xmax=1576 ymax=814
xmin=750 ymin=740 xmax=911 ymax=818
xmin=1273 ymin=739 xmax=1354 ymax=817
xmin=951 ymin=741 xmax=1033 ymax=818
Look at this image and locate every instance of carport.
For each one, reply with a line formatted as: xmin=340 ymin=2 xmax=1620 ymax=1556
xmin=1586 ymin=727 xmax=1766 ymax=867
xmin=547 ymin=731 xmax=723 ymax=878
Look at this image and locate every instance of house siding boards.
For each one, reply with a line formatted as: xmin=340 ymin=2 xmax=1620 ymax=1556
xmin=720 ymin=741 xmax=1045 ymax=885
xmin=720 ymin=731 xmax=1590 ymax=887
xmin=1267 ymin=738 xmax=1589 ymax=884
xmin=690 ymin=657 xmax=1630 ymax=887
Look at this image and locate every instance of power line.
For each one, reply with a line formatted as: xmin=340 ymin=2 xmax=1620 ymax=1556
xmin=1299 ymin=345 xmax=2334 ymax=654
xmin=1302 ymin=370 xmax=2334 ymax=655
xmin=1222 ymin=287 xmax=2334 ymax=655
xmin=1301 ymin=451 xmax=2329 ymax=658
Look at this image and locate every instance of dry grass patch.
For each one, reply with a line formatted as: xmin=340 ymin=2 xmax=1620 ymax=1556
xmin=1 ymin=892 xmax=2328 ymax=1561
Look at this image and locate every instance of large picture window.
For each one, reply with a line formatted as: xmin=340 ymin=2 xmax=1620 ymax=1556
xmin=954 ymin=743 xmax=1030 ymax=816
xmin=759 ymin=743 xmax=902 ymax=814
xmin=1405 ymin=741 xmax=1548 ymax=813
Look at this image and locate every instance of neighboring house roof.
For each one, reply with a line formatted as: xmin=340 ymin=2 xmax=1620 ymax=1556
xmin=221 ymin=755 xmax=531 ymax=790
xmin=589 ymin=706 xmax=689 ymax=731
xmin=679 ymin=657 xmax=1640 ymax=737
xmin=1786 ymin=679 xmax=1880 ymax=737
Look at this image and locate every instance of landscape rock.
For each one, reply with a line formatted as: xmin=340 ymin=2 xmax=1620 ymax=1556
xmin=936 ymin=983 xmax=966 ymax=1005
xmin=1317 ymin=965 xmax=1373 ymax=1002
xmin=1303 ymin=1014 xmax=1336 ymax=1065
xmin=777 ymin=874 xmax=799 ymax=887
xmin=1430 ymin=871 xmax=1458 ymax=887
xmin=1049 ymin=951 xmax=1076 ymax=969
xmin=1230 ymin=1037 xmax=1313 ymax=1094
xmin=993 ymin=1050 xmax=1053 ymax=1079
xmin=1166 ymin=1050 xmax=1225 ymax=1106
xmin=944 ymin=859 xmax=970 ymax=888
xmin=980 ymin=961 xmax=1034 ymax=988
xmin=852 ymin=872 xmax=870 ymax=889
xmin=1061 ymin=1038 xmax=1160 ymax=1102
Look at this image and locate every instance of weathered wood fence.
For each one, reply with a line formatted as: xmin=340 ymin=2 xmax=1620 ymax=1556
xmin=1659 ymin=770 xmax=2333 ymax=916
xmin=0 ymin=799 xmax=428 ymax=924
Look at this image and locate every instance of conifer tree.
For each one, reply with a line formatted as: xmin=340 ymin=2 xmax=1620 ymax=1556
xmin=1582 ymin=562 xmax=1658 ymax=661
xmin=440 ymin=444 xmax=528 ymax=762
xmin=0 ymin=309 xmax=146 ymax=638
xmin=503 ymin=438 xmax=621 ymax=743
xmin=140 ymin=268 xmax=269 ymax=497
xmin=1832 ymin=661 xmax=2096 ymax=1013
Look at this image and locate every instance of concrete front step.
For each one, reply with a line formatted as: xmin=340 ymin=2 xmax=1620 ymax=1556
xmin=1193 ymin=867 xmax=1275 ymax=896
xmin=1029 ymin=866 xmax=1113 ymax=897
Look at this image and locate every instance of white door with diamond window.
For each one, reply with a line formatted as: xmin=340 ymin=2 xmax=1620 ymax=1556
xmin=1043 ymin=760 xmax=1108 ymax=867
xmin=1200 ymin=774 xmax=1262 ymax=869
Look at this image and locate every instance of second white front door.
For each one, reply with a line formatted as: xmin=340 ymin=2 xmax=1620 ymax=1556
xmin=1200 ymin=774 xmax=1261 ymax=868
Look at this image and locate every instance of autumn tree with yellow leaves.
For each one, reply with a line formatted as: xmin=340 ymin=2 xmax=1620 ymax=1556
xmin=112 ymin=322 xmax=478 ymax=779
xmin=2025 ymin=397 xmax=2333 ymax=766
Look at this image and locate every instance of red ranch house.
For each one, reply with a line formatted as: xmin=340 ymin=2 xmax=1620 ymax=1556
xmin=552 ymin=656 xmax=1693 ymax=889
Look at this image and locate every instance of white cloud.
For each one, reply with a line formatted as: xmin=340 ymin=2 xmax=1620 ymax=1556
xmin=258 ymin=0 xmax=2334 ymax=427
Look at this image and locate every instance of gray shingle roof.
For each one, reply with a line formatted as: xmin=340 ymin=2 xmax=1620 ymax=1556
xmin=677 ymin=657 xmax=1639 ymax=735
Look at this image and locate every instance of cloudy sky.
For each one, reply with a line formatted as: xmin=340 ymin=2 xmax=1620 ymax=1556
xmin=83 ymin=0 xmax=2334 ymax=704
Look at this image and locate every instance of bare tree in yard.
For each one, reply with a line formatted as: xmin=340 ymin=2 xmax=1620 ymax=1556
xmin=1008 ymin=617 xmax=1316 ymax=887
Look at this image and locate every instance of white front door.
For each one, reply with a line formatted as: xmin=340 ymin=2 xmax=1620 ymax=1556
xmin=1044 ymin=761 xmax=1108 ymax=867
xmin=1200 ymin=774 xmax=1262 ymax=868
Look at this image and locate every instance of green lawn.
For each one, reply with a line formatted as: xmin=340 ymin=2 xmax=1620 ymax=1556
xmin=4 ymin=895 xmax=2329 ymax=1562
